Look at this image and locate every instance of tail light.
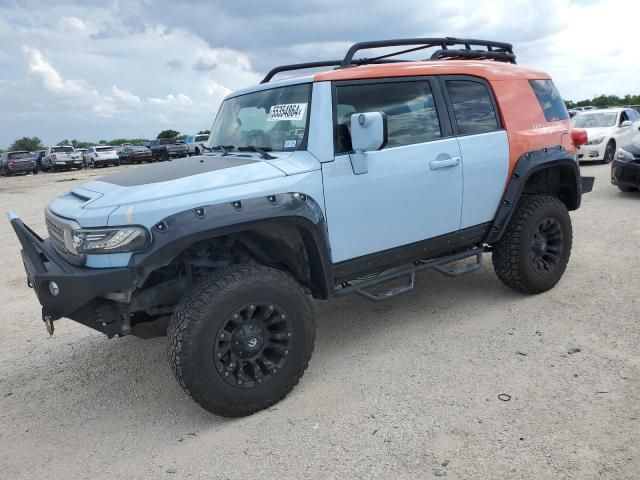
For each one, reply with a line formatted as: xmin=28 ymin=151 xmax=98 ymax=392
xmin=571 ymin=129 xmax=588 ymax=148
xmin=52 ymin=154 xmax=57 ymax=160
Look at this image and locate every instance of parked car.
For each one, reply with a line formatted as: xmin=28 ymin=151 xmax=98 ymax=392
xmin=149 ymin=138 xmax=188 ymax=161
xmin=115 ymin=143 xmax=132 ymax=155
xmin=119 ymin=145 xmax=152 ymax=164
xmin=611 ymin=136 xmax=640 ymax=192
xmin=0 ymin=151 xmax=36 ymax=176
xmin=185 ymin=134 xmax=210 ymax=155
xmin=42 ymin=145 xmax=83 ymax=171
xmin=629 ymin=105 xmax=640 ymax=114
xmin=30 ymin=150 xmax=46 ymax=173
xmin=572 ymin=108 xmax=640 ymax=163
xmin=9 ymin=37 xmax=593 ymax=417
xmin=84 ymin=146 xmax=120 ymax=168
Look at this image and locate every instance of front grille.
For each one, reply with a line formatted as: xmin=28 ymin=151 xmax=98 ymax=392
xmin=45 ymin=213 xmax=78 ymax=257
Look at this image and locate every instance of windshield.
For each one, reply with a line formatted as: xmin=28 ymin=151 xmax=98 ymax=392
xmin=131 ymin=146 xmax=149 ymax=151
xmin=209 ymin=83 xmax=311 ymax=151
xmin=8 ymin=152 xmax=31 ymax=159
xmin=96 ymin=146 xmax=116 ymax=152
xmin=195 ymin=135 xmax=209 ymax=142
xmin=159 ymin=138 xmax=174 ymax=145
xmin=573 ymin=112 xmax=617 ymax=128
xmin=52 ymin=146 xmax=74 ymax=153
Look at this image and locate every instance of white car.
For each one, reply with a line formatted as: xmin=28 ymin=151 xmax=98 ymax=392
xmin=85 ymin=146 xmax=120 ymax=168
xmin=573 ymin=108 xmax=640 ymax=163
xmin=185 ymin=134 xmax=209 ymax=155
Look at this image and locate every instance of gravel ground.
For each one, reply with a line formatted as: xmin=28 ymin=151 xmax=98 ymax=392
xmin=0 ymin=163 xmax=638 ymax=479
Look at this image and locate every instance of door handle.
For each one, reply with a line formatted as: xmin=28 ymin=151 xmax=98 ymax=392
xmin=430 ymin=156 xmax=460 ymax=170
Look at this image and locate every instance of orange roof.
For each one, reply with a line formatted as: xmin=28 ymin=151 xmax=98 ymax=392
xmin=313 ymin=60 xmax=549 ymax=82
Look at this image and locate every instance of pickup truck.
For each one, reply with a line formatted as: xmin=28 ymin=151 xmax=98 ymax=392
xmin=42 ymin=146 xmax=83 ymax=172
xmin=148 ymin=139 xmax=188 ymax=161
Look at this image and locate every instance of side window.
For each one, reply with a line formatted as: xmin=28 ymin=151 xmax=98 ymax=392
xmin=446 ymin=80 xmax=500 ymax=135
xmin=334 ymin=81 xmax=441 ymax=153
xmin=620 ymin=111 xmax=629 ymax=125
xmin=528 ymin=79 xmax=569 ymax=122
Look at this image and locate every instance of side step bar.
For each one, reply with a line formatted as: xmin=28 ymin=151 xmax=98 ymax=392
xmin=334 ymin=249 xmax=482 ymax=302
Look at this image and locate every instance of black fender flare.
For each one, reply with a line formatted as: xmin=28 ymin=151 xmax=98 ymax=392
xmin=486 ymin=145 xmax=583 ymax=244
xmin=129 ymin=192 xmax=334 ymax=299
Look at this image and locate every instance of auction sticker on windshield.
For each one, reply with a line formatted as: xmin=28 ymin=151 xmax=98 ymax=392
xmin=267 ymin=103 xmax=307 ymax=122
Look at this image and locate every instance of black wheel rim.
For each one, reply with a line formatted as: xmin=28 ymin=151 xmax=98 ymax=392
xmin=530 ymin=217 xmax=563 ymax=274
xmin=605 ymin=144 xmax=614 ymax=162
xmin=214 ymin=302 xmax=293 ymax=389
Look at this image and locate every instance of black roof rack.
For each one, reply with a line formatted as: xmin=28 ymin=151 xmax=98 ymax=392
xmin=261 ymin=37 xmax=516 ymax=83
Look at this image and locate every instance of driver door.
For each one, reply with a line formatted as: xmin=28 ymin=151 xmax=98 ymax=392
xmin=322 ymin=78 xmax=463 ymax=264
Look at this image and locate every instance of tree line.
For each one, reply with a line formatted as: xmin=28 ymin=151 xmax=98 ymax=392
xmin=565 ymin=94 xmax=640 ymax=109
xmin=1 ymin=130 xmax=211 ymax=154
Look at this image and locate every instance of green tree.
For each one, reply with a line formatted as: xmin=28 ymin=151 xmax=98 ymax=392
xmin=9 ymin=136 xmax=44 ymax=152
xmin=157 ymin=129 xmax=180 ymax=139
xmin=197 ymin=130 xmax=211 ymax=135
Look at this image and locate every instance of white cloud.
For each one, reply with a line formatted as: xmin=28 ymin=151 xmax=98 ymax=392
xmin=111 ymin=86 xmax=141 ymax=105
xmin=1 ymin=0 xmax=639 ymax=147
xmin=60 ymin=16 xmax=87 ymax=32
xmin=148 ymin=93 xmax=194 ymax=107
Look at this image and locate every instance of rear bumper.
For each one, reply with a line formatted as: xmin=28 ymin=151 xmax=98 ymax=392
xmin=6 ymin=165 xmax=35 ymax=173
xmin=9 ymin=215 xmax=134 ymax=321
xmin=93 ymin=158 xmax=119 ymax=165
xmin=611 ymin=161 xmax=640 ymax=189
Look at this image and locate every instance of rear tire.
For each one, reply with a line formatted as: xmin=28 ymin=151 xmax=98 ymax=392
xmin=168 ymin=265 xmax=315 ymax=417
xmin=491 ymin=195 xmax=572 ymax=294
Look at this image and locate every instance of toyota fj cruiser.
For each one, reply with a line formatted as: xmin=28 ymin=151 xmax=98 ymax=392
xmin=9 ymin=38 xmax=594 ymax=417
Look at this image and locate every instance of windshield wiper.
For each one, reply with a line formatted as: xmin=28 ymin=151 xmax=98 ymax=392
xmin=207 ymin=145 xmax=235 ymax=156
xmin=237 ymin=146 xmax=276 ymax=160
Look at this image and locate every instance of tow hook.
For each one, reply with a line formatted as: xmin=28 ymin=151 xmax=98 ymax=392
xmin=43 ymin=313 xmax=55 ymax=336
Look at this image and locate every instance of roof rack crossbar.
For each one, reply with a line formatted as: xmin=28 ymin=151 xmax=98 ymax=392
xmin=341 ymin=37 xmax=515 ymax=66
xmin=260 ymin=58 xmax=408 ymax=83
xmin=260 ymin=37 xmax=516 ymax=83
xmin=261 ymin=60 xmax=344 ymax=84
xmin=430 ymin=49 xmax=516 ymax=63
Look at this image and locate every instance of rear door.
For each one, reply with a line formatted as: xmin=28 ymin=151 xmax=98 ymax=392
xmin=440 ymin=76 xmax=509 ymax=230
xmin=322 ymin=77 xmax=463 ymax=263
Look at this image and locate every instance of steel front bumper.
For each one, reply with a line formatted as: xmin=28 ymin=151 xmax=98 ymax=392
xmin=9 ymin=214 xmax=133 ymax=321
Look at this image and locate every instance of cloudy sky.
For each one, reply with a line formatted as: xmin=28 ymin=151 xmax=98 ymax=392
xmin=0 ymin=0 xmax=638 ymax=148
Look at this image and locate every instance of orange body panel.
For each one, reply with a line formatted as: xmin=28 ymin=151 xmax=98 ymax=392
xmin=313 ymin=60 xmax=574 ymax=177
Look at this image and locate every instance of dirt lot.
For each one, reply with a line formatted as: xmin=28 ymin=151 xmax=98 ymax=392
xmin=0 ymin=163 xmax=638 ymax=479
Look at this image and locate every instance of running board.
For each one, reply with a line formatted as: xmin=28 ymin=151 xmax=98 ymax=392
xmin=334 ymin=249 xmax=482 ymax=302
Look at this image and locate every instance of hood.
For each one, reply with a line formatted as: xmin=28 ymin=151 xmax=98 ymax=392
xmin=77 ymin=154 xmax=287 ymax=209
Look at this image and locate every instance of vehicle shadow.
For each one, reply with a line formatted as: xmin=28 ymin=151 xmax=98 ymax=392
xmin=2 ymin=263 xmax=521 ymax=429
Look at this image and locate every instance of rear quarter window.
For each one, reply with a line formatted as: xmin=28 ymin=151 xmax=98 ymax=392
xmin=529 ymin=80 xmax=569 ymax=122
xmin=445 ymin=80 xmax=500 ymax=135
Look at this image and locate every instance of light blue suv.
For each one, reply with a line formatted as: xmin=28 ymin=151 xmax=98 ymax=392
xmin=9 ymin=38 xmax=593 ymax=416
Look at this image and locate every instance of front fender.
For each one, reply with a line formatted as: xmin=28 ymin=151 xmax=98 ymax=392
xmin=129 ymin=192 xmax=334 ymax=298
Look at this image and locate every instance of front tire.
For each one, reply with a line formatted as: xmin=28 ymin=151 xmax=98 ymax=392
xmin=491 ymin=195 xmax=572 ymax=294
xmin=602 ymin=140 xmax=615 ymax=164
xmin=168 ymin=265 xmax=315 ymax=417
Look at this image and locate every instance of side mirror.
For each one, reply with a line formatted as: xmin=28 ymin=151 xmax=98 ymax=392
xmin=620 ymin=120 xmax=632 ymax=128
xmin=349 ymin=112 xmax=388 ymax=174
